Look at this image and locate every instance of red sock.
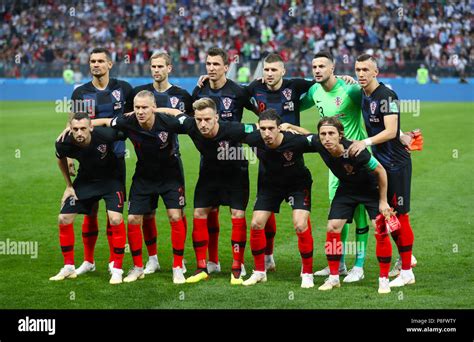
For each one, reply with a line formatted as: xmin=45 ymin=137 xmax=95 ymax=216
xmin=325 ymin=232 xmax=342 ymax=275
xmin=192 ymin=218 xmax=208 ymax=269
xmin=375 ymin=231 xmax=392 ymax=278
xmin=397 ymin=213 xmax=414 ymax=270
xmin=106 ymin=216 xmax=115 ymax=263
xmin=111 ymin=220 xmax=126 ymax=269
xmin=264 ymin=212 xmax=276 ymax=255
xmin=297 ymin=221 xmax=313 ymax=274
xmin=231 ymin=218 xmax=247 ymax=270
xmin=142 ymin=216 xmax=157 ymax=257
xmin=183 ymin=214 xmax=188 ymax=238
xmin=81 ymin=215 xmax=98 ymax=263
xmin=207 ymin=210 xmax=220 ymax=263
xmin=127 ymin=223 xmax=143 ymax=267
xmin=171 ymin=218 xmax=186 ymax=268
xmin=59 ymin=223 xmax=75 ymax=265
xmin=250 ymin=229 xmax=266 ymax=272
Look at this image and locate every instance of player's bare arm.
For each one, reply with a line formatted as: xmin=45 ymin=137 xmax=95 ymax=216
xmin=372 ymin=163 xmax=390 ymax=215
xmin=57 ymin=157 xmax=78 ymax=204
xmin=153 ymin=107 xmax=183 ymax=116
xmin=279 ymin=123 xmax=310 ymax=135
xmin=348 ymin=114 xmax=398 ymax=157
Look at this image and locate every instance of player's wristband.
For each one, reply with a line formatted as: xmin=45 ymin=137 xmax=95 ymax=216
xmin=363 ymin=138 xmax=373 ymax=146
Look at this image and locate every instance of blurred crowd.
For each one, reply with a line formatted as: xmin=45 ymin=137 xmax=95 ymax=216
xmin=0 ymin=0 xmax=471 ymax=77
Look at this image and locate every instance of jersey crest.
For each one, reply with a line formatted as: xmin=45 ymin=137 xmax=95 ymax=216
xmin=112 ymin=89 xmax=121 ymax=102
xmin=283 ymin=151 xmax=293 ymax=161
xmin=282 ymin=88 xmax=292 ymax=101
xmin=335 ymin=96 xmax=342 ymax=108
xmin=158 ymin=131 xmax=168 ymax=143
xmin=222 ymin=97 xmax=232 ymax=110
xmin=97 ymin=144 xmax=107 ymax=153
xmin=370 ymin=101 xmax=377 ymax=114
xmin=170 ymin=96 xmax=180 ymax=108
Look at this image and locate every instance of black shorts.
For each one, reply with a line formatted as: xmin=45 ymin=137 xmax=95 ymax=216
xmin=60 ymin=179 xmax=125 ymax=215
xmin=194 ymin=172 xmax=249 ymax=211
xmin=116 ymin=157 xmax=127 ymax=200
xmin=387 ymin=159 xmax=411 ymax=215
xmin=128 ymin=177 xmax=186 ymax=215
xmin=328 ymin=186 xmax=379 ymax=223
xmin=254 ymin=182 xmax=312 ymax=213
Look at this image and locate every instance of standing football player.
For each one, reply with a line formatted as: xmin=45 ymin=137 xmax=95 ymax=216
xmin=155 ymin=98 xmax=258 ymax=284
xmin=245 ymin=53 xmax=315 ymax=272
xmin=52 ymin=113 xmax=127 ymax=285
xmin=349 ymin=54 xmax=416 ymax=288
xmin=132 ymin=52 xmax=192 ymax=275
xmin=299 ymin=51 xmax=369 ymax=282
xmin=241 ymin=109 xmax=315 ymax=288
xmin=69 ymin=48 xmax=133 ymax=276
xmin=192 ymin=48 xmax=256 ymax=275
xmin=90 ymin=91 xmax=188 ymax=284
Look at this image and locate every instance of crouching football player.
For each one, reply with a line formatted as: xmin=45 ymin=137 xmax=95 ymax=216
xmin=284 ymin=116 xmax=394 ymax=294
xmin=241 ymin=109 xmax=316 ymax=289
xmin=51 ymin=113 xmax=127 ymax=285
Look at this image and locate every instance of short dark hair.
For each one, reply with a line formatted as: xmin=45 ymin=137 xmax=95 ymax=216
xmin=317 ymin=116 xmax=344 ymax=136
xmin=207 ymin=47 xmax=228 ymax=65
xmin=356 ymin=53 xmax=378 ymax=66
xmin=313 ymin=51 xmax=334 ymax=63
xmin=259 ymin=109 xmax=282 ymax=126
xmin=264 ymin=53 xmax=284 ymax=64
xmin=70 ymin=112 xmax=91 ymax=123
xmin=90 ymin=47 xmax=112 ymax=61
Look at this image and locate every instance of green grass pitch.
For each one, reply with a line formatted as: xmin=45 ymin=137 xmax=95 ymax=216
xmin=0 ymin=101 xmax=472 ymax=309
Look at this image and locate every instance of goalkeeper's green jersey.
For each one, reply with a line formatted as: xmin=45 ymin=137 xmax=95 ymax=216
xmin=300 ymin=78 xmax=367 ymax=140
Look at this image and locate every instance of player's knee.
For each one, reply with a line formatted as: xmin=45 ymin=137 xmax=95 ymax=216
xmin=127 ymin=215 xmax=141 ymax=225
xmin=58 ymin=214 xmax=73 ymax=225
xmin=193 ymin=208 xmax=208 ymax=219
xmin=294 ymin=223 xmax=308 ymax=234
xmin=250 ymin=220 xmax=265 ymax=230
xmin=326 ymin=222 xmax=340 ymax=233
xmin=108 ymin=214 xmax=122 ymax=226
xmin=230 ymin=210 xmax=245 ymax=219
xmin=167 ymin=211 xmax=182 ymax=222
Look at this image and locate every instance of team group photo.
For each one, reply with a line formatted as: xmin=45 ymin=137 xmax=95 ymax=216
xmin=0 ymin=0 xmax=472 ymax=333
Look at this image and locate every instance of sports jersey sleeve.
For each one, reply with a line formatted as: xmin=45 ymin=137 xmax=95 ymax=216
xmin=156 ymin=113 xmax=193 ymax=134
xmin=182 ymin=90 xmax=194 ymax=116
xmin=70 ymin=87 xmax=82 ymax=102
xmin=299 ymin=84 xmax=316 ymax=111
xmin=227 ymin=122 xmax=258 ymax=141
xmin=380 ymin=90 xmax=400 ymax=117
xmin=302 ymin=134 xmax=324 ymax=153
xmin=242 ymin=130 xmax=261 ymax=146
xmin=94 ymin=126 xmax=127 ymax=142
xmin=295 ymin=79 xmax=316 ymax=94
xmin=110 ymin=115 xmax=128 ymax=130
xmin=347 ymin=84 xmax=362 ymax=106
xmin=191 ymin=85 xmax=201 ymax=101
xmin=122 ymin=81 xmax=134 ymax=113
xmin=355 ymin=148 xmax=378 ymax=171
xmin=240 ymin=86 xmax=257 ymax=113
xmin=55 ymin=141 xmax=70 ymax=159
